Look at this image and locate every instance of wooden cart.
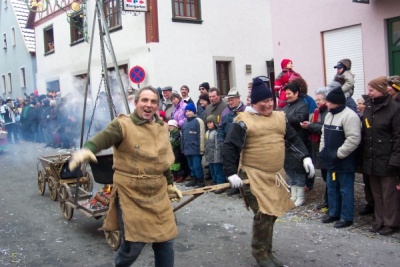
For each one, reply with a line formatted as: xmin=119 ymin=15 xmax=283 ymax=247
xmin=36 ymin=154 xmax=93 ymax=201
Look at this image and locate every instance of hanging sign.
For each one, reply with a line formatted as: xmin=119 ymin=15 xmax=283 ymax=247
xmin=129 ymin=65 xmax=146 ymax=84
xmin=123 ymin=0 xmax=148 ymax=12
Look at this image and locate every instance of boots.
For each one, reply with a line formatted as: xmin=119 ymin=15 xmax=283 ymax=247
xmin=290 ymin=186 xmax=298 ymax=202
xmin=257 ymin=258 xmax=281 ymax=267
xmin=295 ymin=186 xmax=305 ymax=207
xmin=185 ymin=177 xmax=197 ymax=187
xmin=195 ymin=178 xmax=205 ymax=188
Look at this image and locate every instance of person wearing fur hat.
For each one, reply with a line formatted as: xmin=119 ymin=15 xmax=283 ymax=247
xmin=274 ymin=59 xmax=302 ymax=109
xmin=68 ymin=86 xmax=183 ymax=267
xmin=204 ymin=115 xmax=226 ymax=193
xmin=361 ymin=76 xmax=400 ymax=236
xmin=181 ymin=103 xmax=206 ymax=188
xmin=333 ymin=58 xmax=355 ymax=98
xmin=320 ymin=86 xmax=361 ymax=229
xmin=222 ymin=77 xmax=315 ymax=267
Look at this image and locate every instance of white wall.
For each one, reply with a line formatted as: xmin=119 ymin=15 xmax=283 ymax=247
xmin=35 ymin=0 xmax=273 ymax=104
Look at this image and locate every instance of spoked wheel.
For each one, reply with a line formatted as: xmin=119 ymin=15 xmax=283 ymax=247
xmin=59 ymin=184 xmax=74 ymax=220
xmin=104 ymin=230 xmax=121 ymax=251
xmin=80 ymin=173 xmax=94 ymax=192
xmin=37 ymin=171 xmax=46 ymax=195
xmin=48 ymin=176 xmax=59 ymax=201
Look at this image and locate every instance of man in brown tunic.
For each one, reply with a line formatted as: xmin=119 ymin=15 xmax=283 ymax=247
xmin=69 ymin=86 xmax=182 ymax=267
xmin=222 ymin=77 xmax=315 ymax=267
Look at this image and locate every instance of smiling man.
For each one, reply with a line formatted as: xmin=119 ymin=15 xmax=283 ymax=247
xmin=222 ymin=77 xmax=314 ymax=267
xmin=69 ymin=86 xmax=182 ymax=267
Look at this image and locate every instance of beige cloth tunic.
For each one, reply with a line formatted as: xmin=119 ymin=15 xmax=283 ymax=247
xmin=236 ymin=111 xmax=295 ymax=217
xmin=103 ymin=115 xmax=177 ymax=243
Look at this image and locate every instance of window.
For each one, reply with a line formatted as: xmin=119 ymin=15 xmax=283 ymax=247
xmin=216 ymin=61 xmax=231 ymax=95
xmin=44 ymin=25 xmax=54 ymax=54
xmin=11 ymin=27 xmax=15 ymax=46
xmin=20 ymin=67 xmax=26 ymax=88
xmin=1 ymin=74 xmax=6 ymax=94
xmin=46 ymin=80 xmax=60 ymax=93
xmin=3 ymin=33 xmax=6 ymax=50
xmin=70 ymin=12 xmax=84 ymax=44
xmin=104 ymin=0 xmax=121 ymax=30
xmin=172 ymin=0 xmax=202 ymax=23
xmin=107 ymin=64 xmax=128 ymax=94
xmin=7 ymin=72 xmax=12 ymax=93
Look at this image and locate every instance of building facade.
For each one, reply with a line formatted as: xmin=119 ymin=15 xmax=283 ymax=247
xmin=30 ymin=0 xmax=274 ymax=106
xmin=0 ymin=0 xmax=36 ymax=100
xmin=270 ymin=0 xmax=400 ymax=100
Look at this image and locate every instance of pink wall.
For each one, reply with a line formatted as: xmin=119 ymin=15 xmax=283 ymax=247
xmin=270 ymin=0 xmax=400 ymax=95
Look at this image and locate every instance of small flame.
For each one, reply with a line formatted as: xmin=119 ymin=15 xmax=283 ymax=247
xmin=103 ymin=185 xmax=112 ymax=194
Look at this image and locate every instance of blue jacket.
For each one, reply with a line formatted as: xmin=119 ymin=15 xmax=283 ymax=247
xmin=181 ymin=116 xmax=205 ymax=156
xmin=320 ymin=105 xmax=361 ymax=172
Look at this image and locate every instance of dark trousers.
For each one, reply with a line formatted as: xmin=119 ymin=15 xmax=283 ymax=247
xmin=327 ymin=171 xmax=355 ymax=221
xmin=115 ymin=198 xmax=175 ymax=267
xmin=321 ymin=169 xmax=328 ymax=204
xmin=5 ymin=123 xmax=19 ymax=143
xmin=369 ymin=175 xmax=400 ymax=228
xmin=242 ymin=183 xmax=277 ymax=263
xmin=362 ymin=174 xmax=375 ymax=206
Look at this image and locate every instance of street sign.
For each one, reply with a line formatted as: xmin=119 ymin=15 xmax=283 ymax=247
xmin=123 ymin=0 xmax=148 ymax=12
xmin=129 ymin=65 xmax=146 ymax=84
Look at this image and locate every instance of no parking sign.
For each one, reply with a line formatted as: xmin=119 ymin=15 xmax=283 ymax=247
xmin=129 ymin=65 xmax=146 ymax=84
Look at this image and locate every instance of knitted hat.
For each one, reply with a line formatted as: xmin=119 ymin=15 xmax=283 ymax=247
xmin=251 ymin=77 xmax=273 ymax=104
xmin=281 ymin=59 xmax=292 ymax=69
xmin=159 ymin=110 xmax=166 ymax=119
xmin=368 ymin=76 xmax=388 ymax=94
xmin=199 ymin=82 xmax=210 ymax=91
xmin=326 ymin=86 xmax=346 ymax=105
xmin=334 ymin=59 xmax=352 ymax=70
xmin=185 ymin=103 xmax=196 ymax=113
xmin=206 ymin=115 xmax=217 ymax=124
xmin=168 ymin=119 xmax=178 ymax=128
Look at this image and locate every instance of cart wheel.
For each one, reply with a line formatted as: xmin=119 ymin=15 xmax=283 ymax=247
xmin=37 ymin=171 xmax=46 ymax=195
xmin=104 ymin=230 xmax=121 ymax=251
xmin=59 ymin=184 xmax=74 ymax=220
xmin=48 ymin=177 xmax=59 ymax=201
xmin=80 ymin=173 xmax=94 ymax=192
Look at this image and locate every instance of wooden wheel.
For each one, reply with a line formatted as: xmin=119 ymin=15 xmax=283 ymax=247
xmin=104 ymin=230 xmax=121 ymax=251
xmin=37 ymin=171 xmax=46 ymax=195
xmin=59 ymin=184 xmax=74 ymax=220
xmin=48 ymin=176 xmax=59 ymax=201
xmin=80 ymin=173 xmax=93 ymax=192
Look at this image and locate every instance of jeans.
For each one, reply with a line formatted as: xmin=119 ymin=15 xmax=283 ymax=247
xmin=327 ymin=171 xmax=355 ymax=221
xmin=5 ymin=123 xmax=19 ymax=143
xmin=186 ymin=155 xmax=204 ymax=180
xmin=285 ymin=169 xmax=306 ymax=187
xmin=115 ymin=198 xmax=175 ymax=267
xmin=209 ymin=163 xmax=226 ymax=184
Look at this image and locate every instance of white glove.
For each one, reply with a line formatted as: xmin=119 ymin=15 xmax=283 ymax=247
xmin=303 ymin=157 xmax=315 ymax=178
xmin=167 ymin=184 xmax=183 ymax=202
xmin=228 ymin=174 xmax=243 ymax=188
xmin=69 ymin=149 xmax=97 ymax=171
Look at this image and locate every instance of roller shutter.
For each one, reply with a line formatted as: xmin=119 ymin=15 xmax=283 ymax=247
xmin=323 ymin=25 xmax=365 ymax=101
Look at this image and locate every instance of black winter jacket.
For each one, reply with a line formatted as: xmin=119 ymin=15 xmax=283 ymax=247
xmin=362 ymin=95 xmax=400 ymax=176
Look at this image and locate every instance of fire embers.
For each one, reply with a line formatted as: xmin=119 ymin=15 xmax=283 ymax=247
xmin=89 ymin=185 xmax=112 ymax=209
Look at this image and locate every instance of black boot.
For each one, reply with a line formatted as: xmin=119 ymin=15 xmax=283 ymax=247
xmin=195 ymin=179 xmax=205 ymax=188
xmin=359 ymin=204 xmax=374 ymax=216
xmin=185 ymin=177 xmax=197 ymax=187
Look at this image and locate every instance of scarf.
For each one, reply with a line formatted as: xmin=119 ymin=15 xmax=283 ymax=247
xmin=309 ymin=103 xmax=326 ymax=143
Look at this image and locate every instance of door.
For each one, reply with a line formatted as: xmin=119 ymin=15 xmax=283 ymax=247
xmin=387 ymin=17 xmax=400 ymax=76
